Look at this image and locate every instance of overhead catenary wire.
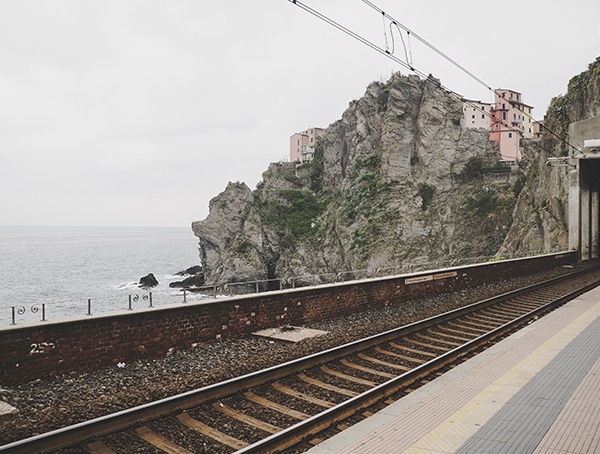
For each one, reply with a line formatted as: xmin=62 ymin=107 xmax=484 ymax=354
xmin=368 ymin=1 xmax=579 ymax=152
xmin=286 ymin=0 xmax=529 ymax=142
xmin=386 ymin=18 xmax=411 ymax=66
xmin=362 ymin=0 xmax=492 ymax=92
xmin=287 ymin=0 xmax=581 ymax=154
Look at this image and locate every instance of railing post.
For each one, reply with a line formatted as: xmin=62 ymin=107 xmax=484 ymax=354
xmin=128 ymin=294 xmax=133 ymax=310
xmin=256 ymin=281 xmax=259 ymax=293
xmin=149 ymin=292 xmax=153 ymax=307
xmin=183 ymin=289 xmax=187 ymax=304
xmin=41 ymin=303 xmax=46 ymax=322
xmin=11 ymin=306 xmax=16 ymax=325
xmin=87 ymin=299 xmax=92 ymax=316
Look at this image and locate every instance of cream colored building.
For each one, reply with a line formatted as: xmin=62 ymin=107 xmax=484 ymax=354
xmin=462 ymin=100 xmax=492 ymax=130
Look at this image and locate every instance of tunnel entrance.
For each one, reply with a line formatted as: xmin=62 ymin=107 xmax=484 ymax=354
xmin=571 ymin=159 xmax=600 ymax=260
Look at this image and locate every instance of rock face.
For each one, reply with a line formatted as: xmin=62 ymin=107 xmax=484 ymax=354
xmin=499 ymin=57 xmax=600 ymax=255
xmin=193 ymin=72 xmax=520 ymax=285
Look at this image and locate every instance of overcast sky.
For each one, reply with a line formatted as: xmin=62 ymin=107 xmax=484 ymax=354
xmin=1 ymin=1 xmax=599 ymax=227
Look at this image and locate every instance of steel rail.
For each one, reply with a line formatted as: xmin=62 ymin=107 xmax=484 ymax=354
xmin=235 ymin=272 xmax=600 ymax=453
xmin=1 ymin=266 xmax=599 ymax=454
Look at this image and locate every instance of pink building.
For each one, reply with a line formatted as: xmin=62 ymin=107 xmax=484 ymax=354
xmin=489 ymin=89 xmax=533 ymax=162
xmin=290 ymin=127 xmax=324 ymax=163
xmin=462 ymin=89 xmax=534 ymax=162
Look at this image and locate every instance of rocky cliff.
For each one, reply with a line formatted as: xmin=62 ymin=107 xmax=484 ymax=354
xmin=192 ymin=73 xmax=521 ymax=285
xmin=499 ymin=57 xmax=600 ymax=255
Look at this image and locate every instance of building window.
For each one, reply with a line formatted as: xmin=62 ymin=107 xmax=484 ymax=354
xmin=297 ymin=139 xmax=300 ymax=145
xmin=503 ymin=112 xmax=507 ymax=120
xmin=482 ymin=114 xmax=485 ymax=119
xmin=508 ymin=132 xmax=512 ymax=138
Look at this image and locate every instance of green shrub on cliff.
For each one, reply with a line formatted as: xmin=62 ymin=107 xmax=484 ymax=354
xmin=262 ymin=188 xmax=326 ymax=239
xmin=464 ymin=187 xmax=510 ymax=217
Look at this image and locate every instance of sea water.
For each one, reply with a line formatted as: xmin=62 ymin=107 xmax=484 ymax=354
xmin=0 ymin=225 xmax=204 ymax=326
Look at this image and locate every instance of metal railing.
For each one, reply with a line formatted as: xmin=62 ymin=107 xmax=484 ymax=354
xmin=8 ymin=292 xmax=153 ymax=326
xmin=195 ymin=248 xmax=566 ymax=296
xmin=3 ymin=248 xmax=566 ymax=325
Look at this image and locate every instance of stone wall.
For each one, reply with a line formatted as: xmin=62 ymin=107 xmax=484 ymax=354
xmin=0 ymin=252 xmax=576 ymax=385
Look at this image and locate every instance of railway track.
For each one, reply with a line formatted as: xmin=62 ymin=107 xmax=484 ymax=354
xmin=3 ymin=265 xmax=600 ymax=454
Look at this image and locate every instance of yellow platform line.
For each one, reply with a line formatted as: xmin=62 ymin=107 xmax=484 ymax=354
xmin=402 ymin=299 xmax=600 ymax=454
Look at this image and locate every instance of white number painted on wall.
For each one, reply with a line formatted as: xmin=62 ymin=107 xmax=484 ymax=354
xmin=29 ymin=342 xmax=55 ymax=355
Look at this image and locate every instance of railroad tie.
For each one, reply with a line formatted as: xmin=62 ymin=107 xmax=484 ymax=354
xmin=175 ymin=413 xmax=248 ymax=450
xmin=243 ymin=391 xmax=311 ymax=420
xmin=86 ymin=441 xmax=116 ymax=454
xmin=297 ymin=373 xmax=359 ymax=397
xmin=357 ymin=352 xmax=411 ymax=371
xmin=375 ymin=346 xmax=427 ymax=364
xmin=320 ymin=365 xmax=377 ymax=387
xmin=271 ymin=381 xmax=336 ymax=408
xmin=212 ymin=401 xmax=281 ymax=434
xmin=340 ymin=358 xmax=396 ymax=379
xmin=134 ymin=426 xmax=193 ymax=454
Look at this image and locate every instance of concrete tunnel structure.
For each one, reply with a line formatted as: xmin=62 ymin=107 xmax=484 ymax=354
xmin=568 ymin=115 xmax=600 ymax=260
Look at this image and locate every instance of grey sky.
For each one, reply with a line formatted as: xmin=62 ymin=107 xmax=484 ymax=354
xmin=1 ymin=1 xmax=598 ymax=227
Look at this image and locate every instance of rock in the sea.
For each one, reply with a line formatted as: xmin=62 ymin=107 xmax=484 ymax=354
xmin=175 ymin=265 xmax=202 ymax=276
xmin=169 ymin=272 xmax=205 ymax=288
xmin=139 ymin=273 xmax=159 ymax=288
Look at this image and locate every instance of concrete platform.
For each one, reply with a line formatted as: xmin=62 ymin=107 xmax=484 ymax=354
xmin=0 ymin=400 xmax=17 ymax=417
xmin=307 ymin=285 xmax=600 ymax=454
xmin=252 ymin=326 xmax=328 ymax=343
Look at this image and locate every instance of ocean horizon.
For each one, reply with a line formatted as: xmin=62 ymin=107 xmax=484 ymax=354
xmin=0 ymin=225 xmax=205 ymax=326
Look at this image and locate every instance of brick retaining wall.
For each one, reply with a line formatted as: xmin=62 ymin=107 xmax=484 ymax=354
xmin=0 ymin=252 xmax=576 ymax=385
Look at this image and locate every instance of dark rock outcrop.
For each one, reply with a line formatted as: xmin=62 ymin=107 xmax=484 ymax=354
xmin=175 ymin=265 xmax=202 ymax=276
xmin=138 ymin=273 xmax=158 ymax=288
xmin=169 ymin=272 xmax=205 ymax=288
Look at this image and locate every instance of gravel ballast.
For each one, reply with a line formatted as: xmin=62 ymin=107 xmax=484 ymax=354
xmin=0 ymin=265 xmax=584 ymax=446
